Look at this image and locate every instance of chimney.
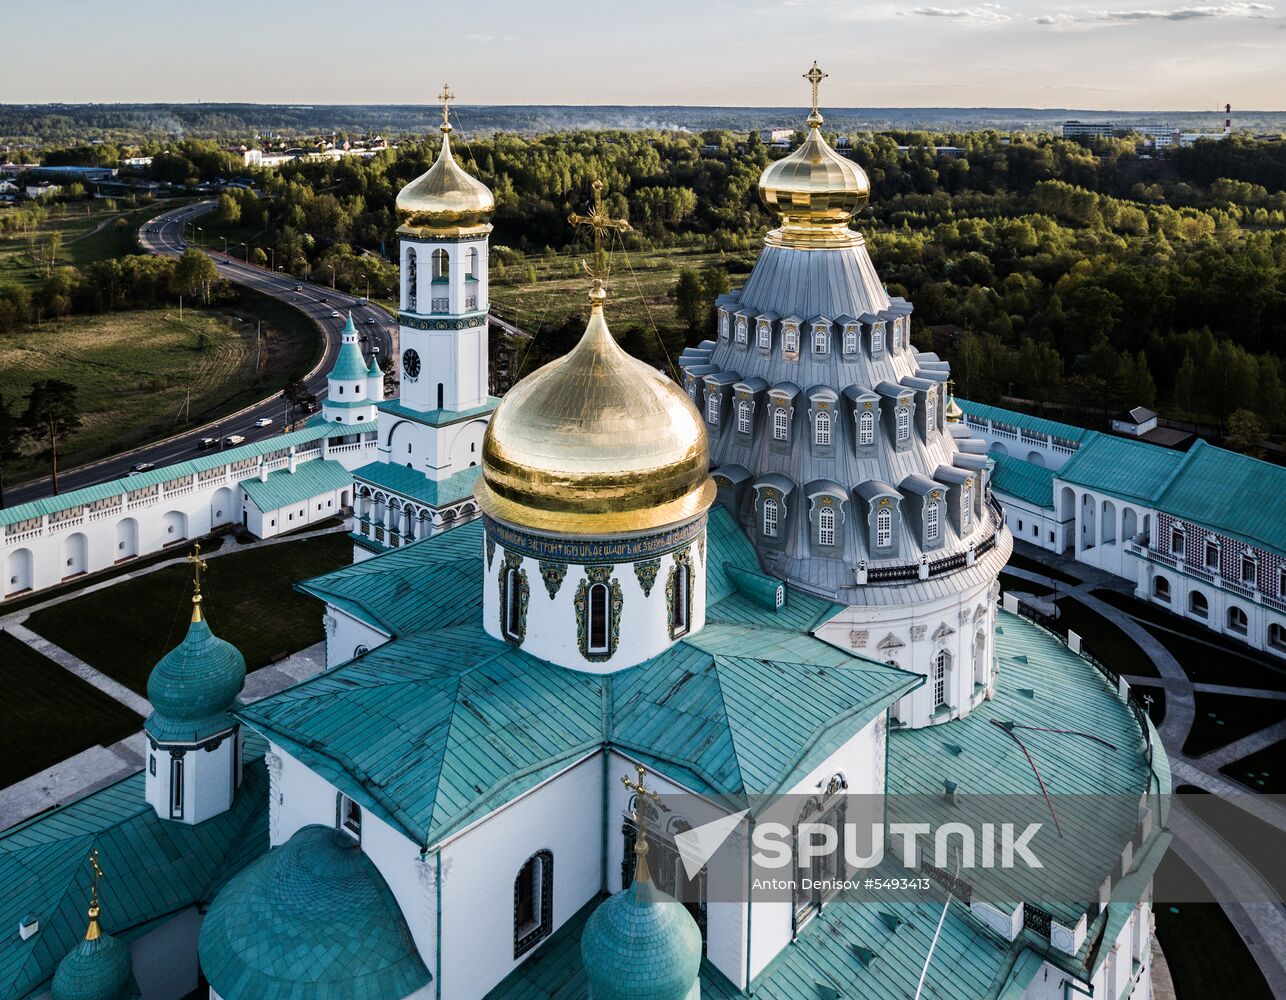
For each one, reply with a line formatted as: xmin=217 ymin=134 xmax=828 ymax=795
xmin=944 ymin=779 xmax=959 ymax=806
xmin=1225 ymin=103 xmax=1232 ymax=136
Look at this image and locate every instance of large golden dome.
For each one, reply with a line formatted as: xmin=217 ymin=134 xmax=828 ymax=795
xmin=395 ymin=123 xmax=494 ymax=236
xmin=758 ymin=64 xmax=870 ymax=249
xmin=478 ymin=287 xmax=715 ymax=536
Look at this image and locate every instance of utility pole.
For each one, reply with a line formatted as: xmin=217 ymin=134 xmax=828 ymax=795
xmin=179 ymin=294 xmax=183 ymax=321
xmin=256 ymin=320 xmax=262 ymax=373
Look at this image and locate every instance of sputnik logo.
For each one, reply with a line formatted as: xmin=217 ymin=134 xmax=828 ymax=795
xmin=674 ymin=809 xmax=750 ymax=880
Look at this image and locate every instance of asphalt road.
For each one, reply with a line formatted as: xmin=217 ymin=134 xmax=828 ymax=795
xmin=4 ymin=201 xmax=397 ymax=508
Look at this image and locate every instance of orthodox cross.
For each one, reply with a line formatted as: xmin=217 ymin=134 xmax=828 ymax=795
xmin=622 ymin=763 xmax=661 ymax=870
xmin=87 ymin=847 xmax=103 ymax=908
xmin=568 ymin=180 xmax=631 ymax=289
xmin=186 ymin=543 xmax=207 ymax=600
xmin=437 ymin=84 xmax=455 ymax=131
xmin=804 ymin=61 xmax=828 ymax=121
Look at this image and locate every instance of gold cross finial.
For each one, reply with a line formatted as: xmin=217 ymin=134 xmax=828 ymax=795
xmin=186 ymin=543 xmax=208 ymax=620
xmin=84 ymin=848 xmax=104 ymax=941
xmin=437 ymin=84 xmax=455 ymax=133
xmin=804 ymin=61 xmax=828 ymax=125
xmin=568 ymin=180 xmax=631 ymax=300
xmin=621 ymin=764 xmax=661 ymax=883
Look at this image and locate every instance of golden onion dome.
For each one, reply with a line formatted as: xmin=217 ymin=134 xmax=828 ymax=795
xmin=395 ymin=121 xmax=494 ymax=236
xmin=758 ymin=63 xmax=870 ymax=249
xmin=945 ymin=386 xmax=964 ymax=424
xmin=478 ymin=286 xmax=715 ymax=536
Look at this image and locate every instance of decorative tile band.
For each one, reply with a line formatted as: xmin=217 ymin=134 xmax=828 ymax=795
xmin=483 ymin=515 xmax=705 ymax=564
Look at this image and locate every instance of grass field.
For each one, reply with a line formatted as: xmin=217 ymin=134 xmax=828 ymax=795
xmin=0 ymin=199 xmax=156 ymax=288
xmin=0 ymin=305 xmax=307 ymax=481
xmin=26 ymin=532 xmax=352 ymax=695
xmin=0 ymin=630 xmax=143 ymax=790
xmin=1055 ymin=595 xmax=1161 ymax=678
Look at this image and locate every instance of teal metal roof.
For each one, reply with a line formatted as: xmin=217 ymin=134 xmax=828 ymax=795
xmin=239 ymin=458 xmax=352 ymax=514
xmin=0 ymin=741 xmax=269 ymax=1000
xmin=1056 ymin=433 xmax=1186 ymax=504
xmin=352 ymin=462 xmax=481 ymax=508
xmin=0 ymin=422 xmax=355 ymax=528
xmin=50 ymin=931 xmax=136 ymax=1000
xmin=958 ymin=400 xmax=1094 ymax=444
xmin=145 ymin=610 xmax=246 ymax=743
xmin=581 ymin=877 xmax=701 ymax=1000
xmin=377 ymin=397 xmax=498 ymax=428
xmin=989 ymin=452 xmax=1056 ymax=509
xmin=1154 ymin=438 xmax=1286 ymax=557
xmin=328 ymin=316 xmax=371 ymax=382
xmin=251 ymin=508 xmax=916 ymax=845
xmin=198 ymin=825 xmax=430 ymax=1000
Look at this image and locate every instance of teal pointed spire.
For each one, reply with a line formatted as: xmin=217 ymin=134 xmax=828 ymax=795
xmin=329 ymin=312 xmax=370 ymax=382
xmin=367 ymin=353 xmax=382 ymax=377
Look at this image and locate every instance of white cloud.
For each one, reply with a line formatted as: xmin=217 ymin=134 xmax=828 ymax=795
xmin=1036 ymin=2 xmax=1273 ymax=22
xmin=912 ymin=3 xmax=1012 ymax=21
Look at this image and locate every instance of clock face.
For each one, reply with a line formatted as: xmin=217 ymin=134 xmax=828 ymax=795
xmin=402 ymin=349 xmax=421 ymax=381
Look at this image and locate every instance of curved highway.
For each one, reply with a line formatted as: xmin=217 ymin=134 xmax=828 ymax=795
xmin=4 ymin=201 xmax=397 ymax=507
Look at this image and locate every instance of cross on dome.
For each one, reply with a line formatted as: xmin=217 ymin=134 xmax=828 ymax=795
xmin=621 ymin=764 xmax=662 ymax=882
xmin=568 ymin=179 xmax=631 ymax=299
xmin=805 ymin=61 xmax=828 ymax=125
xmin=186 ymin=543 xmax=208 ymax=619
xmin=86 ymin=848 xmax=105 ymax=940
xmin=437 ymin=83 xmax=455 ymax=133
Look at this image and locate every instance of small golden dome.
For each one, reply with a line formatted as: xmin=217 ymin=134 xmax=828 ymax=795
xmin=478 ymin=287 xmax=715 ymax=536
xmin=758 ymin=63 xmax=870 ymax=249
xmin=945 ymin=386 xmax=964 ymax=423
xmin=395 ymin=124 xmax=494 ymax=236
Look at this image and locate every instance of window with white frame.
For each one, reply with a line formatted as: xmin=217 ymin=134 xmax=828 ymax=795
xmin=338 ymin=794 xmax=362 ymax=839
xmin=962 ymin=485 xmax=973 ymax=529
xmin=169 ymin=757 xmax=184 ymax=819
xmin=1280 ymin=566 xmax=1286 ymax=597
xmin=872 ymin=326 xmax=884 ymax=354
xmin=893 ymin=319 xmax=902 ymax=350
xmin=763 ymin=498 xmax=779 ymax=538
xmin=758 ymin=323 xmax=771 ymax=350
xmin=1242 ymin=554 xmax=1257 ymax=586
xmin=1205 ymin=540 xmax=1219 ymax=570
xmin=719 ymin=312 xmax=729 ymax=340
xmin=503 ymin=567 xmax=522 ymax=640
xmin=514 ymin=850 xmax=553 ymax=958
xmin=876 ymin=506 xmax=892 ymax=548
xmin=587 ymin=584 xmax=611 ymax=654
xmin=737 ymin=400 xmax=751 ymax=434
xmin=784 ymin=326 xmax=798 ymax=353
xmin=706 ymin=393 xmax=719 ymax=424
xmin=926 ymin=501 xmax=940 ymax=543
xmin=818 ymin=505 xmax=835 ymax=546
xmin=933 ymin=648 xmax=949 ymax=707
xmin=813 ymin=327 xmax=829 ymax=354
xmin=896 ymin=406 xmax=910 ymax=442
xmin=843 ymin=327 xmax=858 ymax=353
xmin=925 ymin=392 xmax=936 ymax=432
xmin=773 ymin=407 xmax=789 ymax=441
xmin=815 ymin=411 xmax=831 ymax=446
xmin=1171 ymin=526 xmax=1184 ymax=556
xmin=672 ymin=561 xmax=691 ymax=636
xmin=735 ymin=319 xmax=747 ymax=345
xmin=687 ymin=380 xmax=696 ymax=402
xmin=859 ymin=409 xmax=874 ymax=445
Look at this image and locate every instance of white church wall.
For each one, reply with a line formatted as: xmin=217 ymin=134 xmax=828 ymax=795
xmin=323 ymin=607 xmax=390 ymax=668
xmin=145 ymin=736 xmax=236 ymax=825
xmin=998 ymin=494 xmax=1063 ymax=552
xmin=252 ymin=485 xmax=346 ymax=540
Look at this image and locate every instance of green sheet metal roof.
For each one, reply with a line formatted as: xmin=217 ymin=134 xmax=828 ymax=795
xmin=1056 ymin=433 xmax=1186 ymax=504
xmin=581 ymin=877 xmax=701 ymax=1000
xmin=328 ymin=315 xmax=371 ymax=382
xmin=989 ymin=452 xmax=1056 ymax=509
xmin=352 ymin=461 xmax=482 ymax=508
xmin=377 ymin=396 xmax=498 ymax=428
xmin=0 ymin=422 xmax=356 ymax=528
xmin=1154 ymin=438 xmax=1286 ymax=557
xmin=239 ymin=458 xmax=352 ymax=514
xmin=145 ymin=610 xmax=246 ymax=743
xmin=0 ymin=740 xmax=270 ymax=1000
xmin=958 ymin=400 xmax=1094 ymax=444
xmin=198 ymin=825 xmax=430 ymax=1000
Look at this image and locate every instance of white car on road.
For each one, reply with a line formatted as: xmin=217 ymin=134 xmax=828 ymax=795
xmin=330 ymin=310 xmax=341 ymax=318
xmin=254 ymin=417 xmax=273 ymax=428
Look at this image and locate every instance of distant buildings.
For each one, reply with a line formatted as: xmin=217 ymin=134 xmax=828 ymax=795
xmin=758 ymin=127 xmax=794 ymax=145
xmin=1063 ymin=105 xmax=1234 ymax=148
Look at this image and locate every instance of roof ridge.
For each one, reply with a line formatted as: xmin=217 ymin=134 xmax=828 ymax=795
xmin=1154 ymin=437 xmax=1202 ymax=500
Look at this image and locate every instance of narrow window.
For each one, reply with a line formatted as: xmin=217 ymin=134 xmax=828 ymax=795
xmin=933 ymin=649 xmax=949 ymax=707
xmin=758 ymin=322 xmax=770 ymax=350
xmin=813 ymin=326 xmax=828 ymax=354
xmin=843 ymin=327 xmax=857 ymax=353
xmin=1205 ymin=540 xmax=1219 ymax=570
xmin=818 ymin=506 xmax=835 ymax=546
xmin=763 ymin=498 xmax=779 ymax=538
xmin=672 ymin=564 xmax=690 ymax=637
xmin=784 ymin=326 xmax=798 ymax=353
xmin=859 ymin=410 xmax=874 ymax=445
xmin=719 ymin=311 xmax=729 ymax=340
xmin=926 ymin=501 xmax=940 ymax=543
xmin=1242 ymin=555 xmax=1256 ymax=586
xmin=707 ymin=393 xmax=719 ymax=424
xmin=962 ymin=486 xmax=973 ymax=529
xmin=514 ymin=851 xmax=553 ymax=958
xmin=149 ymin=755 xmax=156 ymax=776
xmin=815 ymin=411 xmax=831 ymax=446
xmin=588 ymin=583 xmax=610 ymax=654
xmin=1171 ymin=527 xmax=1184 ymax=556
xmin=876 ymin=507 xmax=892 ymax=548
xmin=688 ymin=381 xmax=697 ymax=401
xmin=925 ymin=392 xmax=936 ymax=432
xmin=170 ymin=757 xmax=184 ymax=819
xmin=896 ymin=406 xmax=910 ymax=442
xmin=872 ymin=326 xmax=884 ymax=354
xmin=1279 ymin=567 xmax=1286 ymax=597
xmin=432 ymin=248 xmax=449 ymax=278
xmin=773 ymin=407 xmax=788 ymax=441
xmin=437 ymin=384 xmax=445 ymax=409
xmin=735 ymin=319 xmax=747 ymax=345
xmin=339 ymin=795 xmax=362 ymax=839
xmin=504 ymin=568 xmax=521 ymax=640
xmin=468 ymin=247 xmax=479 ymax=278
xmin=737 ymin=400 xmax=751 ymax=434
xmin=405 ymin=248 xmax=417 ymax=311
xmin=893 ymin=319 xmax=903 ymax=350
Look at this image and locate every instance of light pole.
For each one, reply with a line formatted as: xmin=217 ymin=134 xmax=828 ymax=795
xmin=240 ymin=242 xmax=248 ymax=264
xmin=268 ymin=247 xmax=274 ymax=272
xmin=196 ymin=226 xmax=202 ymax=247
xmin=328 ymin=263 xmax=336 ymax=290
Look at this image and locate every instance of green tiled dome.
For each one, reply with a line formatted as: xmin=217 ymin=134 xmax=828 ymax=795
xmin=198 ymin=825 xmax=430 ymax=1000
xmin=51 ymin=919 xmax=136 ymax=1000
xmin=145 ymin=606 xmax=245 ymax=743
xmin=581 ymin=868 xmax=701 ymax=1000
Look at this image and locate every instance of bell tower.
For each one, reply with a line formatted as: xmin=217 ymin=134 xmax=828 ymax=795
xmin=394 ymin=84 xmax=493 ymax=415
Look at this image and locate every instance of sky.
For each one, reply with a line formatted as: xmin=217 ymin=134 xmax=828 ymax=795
xmin=5 ymin=0 xmax=1285 ymax=110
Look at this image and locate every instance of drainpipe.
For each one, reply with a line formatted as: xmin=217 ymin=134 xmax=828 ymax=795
xmin=435 ymin=849 xmax=443 ymax=1000
xmin=744 ymin=814 xmax=756 ymax=995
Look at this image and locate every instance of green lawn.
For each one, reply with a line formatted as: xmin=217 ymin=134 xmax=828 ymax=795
xmin=26 ymin=533 xmax=352 ymax=695
xmin=1055 ymin=596 xmax=1161 ymax=678
xmin=1182 ymin=691 xmax=1286 ymax=757
xmin=0 ymin=200 xmax=155 ymax=288
xmin=0 ymin=630 xmax=143 ymax=790
xmin=1220 ymin=738 xmax=1286 ymax=794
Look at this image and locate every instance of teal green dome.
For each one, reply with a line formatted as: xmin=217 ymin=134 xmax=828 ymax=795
xmin=51 ymin=912 xmax=136 ymax=1000
xmin=329 ymin=313 xmax=371 ymax=383
xmin=145 ymin=604 xmax=245 ymax=743
xmin=198 ymin=825 xmax=430 ymax=1000
xmin=581 ymin=867 xmax=701 ymax=1000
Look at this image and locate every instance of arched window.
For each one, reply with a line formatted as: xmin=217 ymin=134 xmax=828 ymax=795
xmin=735 ymin=318 xmax=747 ymax=345
xmin=707 ymin=393 xmax=719 ymax=424
xmin=763 ymin=498 xmax=779 ymax=538
xmin=843 ymin=326 xmax=858 ymax=354
xmin=431 ymin=248 xmax=449 ymax=279
xmin=719 ymin=311 xmax=729 ymax=340
xmin=405 ymin=248 xmax=417 ymax=310
xmin=818 ymin=506 xmax=835 ymax=546
xmin=504 ymin=568 xmax=522 ymax=640
xmin=467 ymin=247 xmax=479 ymax=278
xmin=1153 ymin=576 xmax=1170 ymax=602
xmin=933 ymin=648 xmax=950 ymax=707
xmin=925 ymin=392 xmax=936 ymax=432
xmin=926 ymin=501 xmax=940 ymax=543
xmin=1241 ymin=554 xmax=1257 ymax=586
xmin=1227 ymin=606 xmax=1248 ymax=634
xmin=588 ymin=583 xmax=611 ymax=654
xmin=338 ymin=794 xmax=361 ymax=839
xmin=814 ymin=411 xmax=831 ymax=446
xmin=784 ymin=326 xmax=799 ymax=353
xmin=792 ymin=786 xmax=845 ymax=933
xmin=1170 ymin=526 xmax=1185 ymax=556
xmin=1204 ymin=539 xmax=1219 ymax=570
xmin=687 ymin=381 xmax=697 ymax=402
xmin=514 ymin=850 xmax=553 ymax=958
xmin=737 ymin=400 xmax=751 ymax=434
xmin=872 ymin=326 xmax=884 ymax=354
xmin=813 ymin=327 xmax=829 ymax=354
xmin=773 ymin=407 xmax=789 ymax=441
xmin=1269 ymin=623 xmax=1286 ymax=652
xmin=672 ymin=562 xmax=691 ymax=637
xmin=859 ymin=409 xmax=874 ymax=445
xmin=757 ymin=322 xmax=771 ymax=350
xmin=1189 ymin=591 xmax=1208 ymax=618
xmin=876 ymin=507 xmax=892 ymax=548
xmin=962 ymin=485 xmax=973 ymax=529
xmin=896 ymin=406 xmax=910 ymax=442
xmin=973 ymin=629 xmax=988 ymax=686
xmin=893 ymin=319 xmax=903 ymax=350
